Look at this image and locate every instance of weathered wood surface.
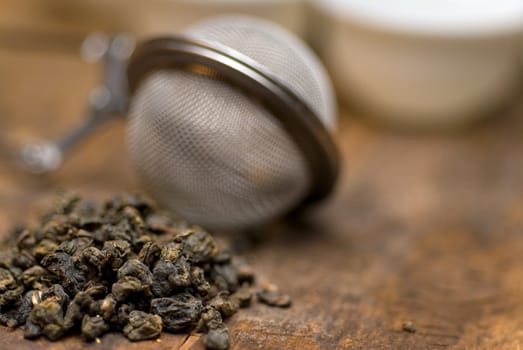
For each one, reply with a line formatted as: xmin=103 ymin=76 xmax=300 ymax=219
xmin=0 ymin=45 xmax=523 ymax=350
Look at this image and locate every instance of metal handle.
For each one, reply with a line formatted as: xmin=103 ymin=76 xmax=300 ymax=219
xmin=19 ymin=33 xmax=135 ymax=174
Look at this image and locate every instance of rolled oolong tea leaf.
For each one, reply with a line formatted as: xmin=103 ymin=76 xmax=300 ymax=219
xmin=0 ymin=267 xmax=24 ymax=308
xmin=64 ymin=288 xmax=103 ymax=329
xmin=0 ymin=267 xmax=18 ymax=292
xmin=208 ymin=293 xmax=240 ymax=318
xmin=151 ymin=258 xmax=190 ymax=297
xmin=41 ymin=252 xmax=86 ymax=295
xmin=177 ymin=230 xmax=218 ymax=263
xmin=204 ymin=325 xmax=230 ymax=350
xmin=402 ymin=321 xmax=416 ymax=333
xmin=146 ymin=213 xmax=179 ymax=234
xmin=102 ymin=240 xmax=132 ymax=271
xmin=137 ymin=242 xmax=161 ymax=268
xmin=198 ymin=306 xmax=223 ymax=331
xmin=150 ymin=293 xmax=203 ymax=332
xmin=21 ymin=266 xmax=50 ymax=290
xmin=0 ymin=192 xmax=283 ymax=349
xmin=0 ymin=290 xmax=35 ymax=328
xmin=112 ymin=276 xmax=149 ymax=302
xmin=121 ymin=206 xmax=146 ymax=232
xmin=24 ymin=284 xmax=70 ymax=340
xmin=32 ymin=240 xmax=58 ymax=263
xmin=257 ymin=284 xmax=292 ymax=308
xmin=41 ymin=284 xmax=70 ymax=310
xmin=100 ymin=294 xmax=117 ymax=323
xmin=12 ymin=250 xmax=37 ymax=270
xmin=116 ymin=303 xmax=136 ymax=328
xmin=81 ymin=246 xmax=107 ymax=272
xmin=211 ymin=264 xmax=239 ymax=292
xmin=159 ymin=242 xmax=183 ymax=263
xmin=117 ymin=259 xmax=153 ymax=286
xmin=123 ymin=310 xmax=162 ymax=341
xmin=16 ymin=229 xmax=37 ymax=251
xmin=0 ymin=285 xmax=24 ymax=308
xmin=191 ymin=266 xmax=211 ymax=296
xmin=26 ymin=298 xmax=65 ymax=341
xmin=82 ymin=315 xmax=109 ymax=341
xmin=231 ymin=289 xmax=252 ymax=308
xmin=56 ymin=237 xmax=93 ymax=257
xmin=232 ymin=257 xmax=256 ymax=286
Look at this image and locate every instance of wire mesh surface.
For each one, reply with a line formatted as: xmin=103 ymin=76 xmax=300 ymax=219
xmin=127 ymin=16 xmax=335 ymax=229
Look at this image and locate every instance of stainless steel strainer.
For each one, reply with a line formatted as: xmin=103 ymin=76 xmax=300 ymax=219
xmin=127 ymin=16 xmax=339 ymax=230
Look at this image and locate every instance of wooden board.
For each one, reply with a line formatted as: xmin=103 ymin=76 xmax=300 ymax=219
xmin=0 ymin=44 xmax=523 ymax=350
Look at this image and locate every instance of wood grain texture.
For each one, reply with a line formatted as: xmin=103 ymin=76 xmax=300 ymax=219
xmin=0 ymin=40 xmax=523 ymax=350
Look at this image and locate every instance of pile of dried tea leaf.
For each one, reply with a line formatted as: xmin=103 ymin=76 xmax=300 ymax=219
xmin=0 ymin=193 xmax=289 ymax=349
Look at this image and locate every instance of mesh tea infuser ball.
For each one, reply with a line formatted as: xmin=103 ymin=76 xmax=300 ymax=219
xmin=126 ymin=16 xmax=340 ymax=230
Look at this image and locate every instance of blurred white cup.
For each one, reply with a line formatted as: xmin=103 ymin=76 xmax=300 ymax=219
xmin=309 ymin=0 xmax=523 ymax=129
